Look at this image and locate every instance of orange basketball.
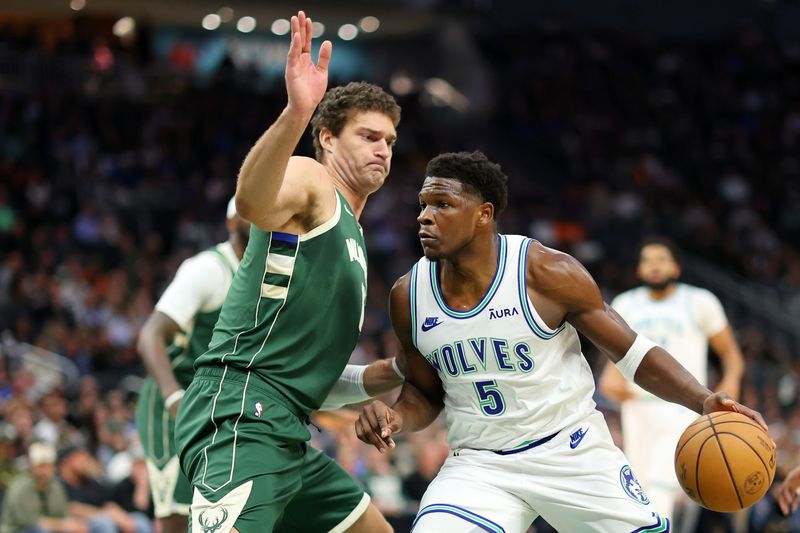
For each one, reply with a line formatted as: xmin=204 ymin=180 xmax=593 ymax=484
xmin=674 ymin=411 xmax=776 ymax=512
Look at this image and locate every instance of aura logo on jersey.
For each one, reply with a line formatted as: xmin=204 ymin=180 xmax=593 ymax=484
xmin=620 ymin=465 xmax=650 ymax=505
xmin=198 ymin=507 xmax=229 ymax=533
xmin=488 ymin=307 xmax=519 ymax=320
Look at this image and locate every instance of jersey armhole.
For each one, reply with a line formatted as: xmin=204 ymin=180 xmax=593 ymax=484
xmin=409 ymin=263 xmax=419 ymax=348
xmin=517 ymin=238 xmax=566 ymax=340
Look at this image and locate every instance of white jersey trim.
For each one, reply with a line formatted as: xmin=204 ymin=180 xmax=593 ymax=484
xmin=517 ymin=239 xmax=566 ymax=339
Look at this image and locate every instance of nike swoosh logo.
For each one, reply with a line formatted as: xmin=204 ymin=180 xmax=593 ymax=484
xmin=421 ymin=319 xmax=442 ymax=332
xmin=569 ymin=428 xmax=588 ymax=449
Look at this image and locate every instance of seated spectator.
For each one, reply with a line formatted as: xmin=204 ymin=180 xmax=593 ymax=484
xmin=57 ymin=446 xmax=151 ymax=533
xmin=0 ymin=442 xmax=86 ymax=533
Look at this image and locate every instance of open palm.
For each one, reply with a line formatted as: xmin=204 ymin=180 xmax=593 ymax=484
xmin=286 ymin=11 xmax=332 ymax=115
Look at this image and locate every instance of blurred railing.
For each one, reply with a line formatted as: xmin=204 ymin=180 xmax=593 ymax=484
xmin=0 ymin=330 xmax=80 ymax=398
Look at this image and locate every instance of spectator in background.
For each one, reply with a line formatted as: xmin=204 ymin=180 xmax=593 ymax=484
xmin=0 ymin=441 xmax=86 ymax=533
xmin=57 ymin=446 xmax=151 ymax=533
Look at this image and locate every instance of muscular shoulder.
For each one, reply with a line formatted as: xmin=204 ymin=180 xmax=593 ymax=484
xmin=525 ymin=241 xmax=594 ymax=292
xmin=389 ymin=271 xmax=414 ymax=339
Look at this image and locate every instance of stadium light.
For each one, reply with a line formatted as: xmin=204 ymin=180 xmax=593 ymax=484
xmin=202 ymin=14 xmax=221 ymax=31
xmin=312 ymin=21 xmax=325 ymax=38
xmin=237 ymin=16 xmax=256 ymax=33
xmin=271 ymin=18 xmax=290 ymax=36
xmin=359 ymin=16 xmax=380 ymax=33
xmin=338 ymin=24 xmax=358 ymax=41
xmin=112 ymin=16 xmax=136 ymax=38
xmin=70 ymin=0 xmax=85 ymax=11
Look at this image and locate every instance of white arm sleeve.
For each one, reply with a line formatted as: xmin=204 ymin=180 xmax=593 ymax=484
xmin=318 ymin=365 xmax=369 ymax=411
xmin=155 ymin=253 xmax=229 ymax=331
xmin=693 ymin=289 xmax=728 ymax=337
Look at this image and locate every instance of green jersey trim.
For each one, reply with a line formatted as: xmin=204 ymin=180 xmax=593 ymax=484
xmin=430 ymin=234 xmax=507 ymax=319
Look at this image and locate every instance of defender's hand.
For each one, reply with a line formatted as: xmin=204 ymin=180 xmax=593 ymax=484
xmin=702 ymin=392 xmax=768 ymax=432
xmin=285 ymin=11 xmax=332 ymax=116
xmin=776 ymin=466 xmax=800 ymax=515
xmin=356 ymin=400 xmax=402 ymax=453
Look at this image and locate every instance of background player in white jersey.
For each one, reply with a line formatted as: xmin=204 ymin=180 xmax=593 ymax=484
xmin=355 ymin=151 xmax=766 ymax=533
xmin=599 ymin=237 xmax=745 ymax=526
xmin=136 ymin=198 xmax=404 ymax=533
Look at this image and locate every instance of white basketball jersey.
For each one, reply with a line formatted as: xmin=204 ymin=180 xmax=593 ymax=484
xmin=410 ymin=234 xmax=596 ymax=451
xmin=612 ymin=283 xmax=728 ymax=399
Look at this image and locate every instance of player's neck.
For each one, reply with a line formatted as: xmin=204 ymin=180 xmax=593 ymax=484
xmin=326 ymin=168 xmax=368 ymax=219
xmin=439 ymin=234 xmax=500 ymax=300
xmin=647 ymin=283 xmax=678 ymax=301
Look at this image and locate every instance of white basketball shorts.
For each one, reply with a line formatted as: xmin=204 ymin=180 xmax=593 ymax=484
xmin=412 ymin=410 xmax=669 ymax=533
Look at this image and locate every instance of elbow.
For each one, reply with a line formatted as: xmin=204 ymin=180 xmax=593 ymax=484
xmin=234 ymin=194 xmax=255 ymax=223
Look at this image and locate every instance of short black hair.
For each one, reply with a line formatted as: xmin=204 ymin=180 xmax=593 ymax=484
xmin=425 ymin=151 xmax=508 ymax=219
xmin=638 ymin=236 xmax=680 ymax=264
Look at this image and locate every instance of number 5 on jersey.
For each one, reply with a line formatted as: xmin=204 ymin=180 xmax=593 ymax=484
xmin=474 ymin=380 xmax=506 ymax=416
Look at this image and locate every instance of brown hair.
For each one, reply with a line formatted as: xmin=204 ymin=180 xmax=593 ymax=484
xmin=310 ymin=81 xmax=401 ymax=161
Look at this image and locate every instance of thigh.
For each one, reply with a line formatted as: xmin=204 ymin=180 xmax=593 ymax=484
xmin=277 ymin=446 xmax=371 ymax=533
xmin=525 ymin=411 xmax=669 ymax=533
xmin=412 ymin=454 xmax=535 ymax=533
xmin=190 ymin=472 xmax=301 ymax=533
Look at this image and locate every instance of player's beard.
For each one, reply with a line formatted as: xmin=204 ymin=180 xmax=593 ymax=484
xmin=643 ymin=277 xmax=678 ymax=291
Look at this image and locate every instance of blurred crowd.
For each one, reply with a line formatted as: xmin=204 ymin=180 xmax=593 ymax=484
xmin=0 ymin=16 xmax=799 ymax=533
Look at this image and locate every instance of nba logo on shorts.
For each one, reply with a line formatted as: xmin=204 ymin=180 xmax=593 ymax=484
xmin=620 ymin=465 xmax=650 ymax=505
xmin=254 ymin=401 xmax=263 ymax=418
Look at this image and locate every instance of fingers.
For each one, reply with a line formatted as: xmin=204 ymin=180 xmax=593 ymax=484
xmin=317 ymin=41 xmax=333 ymax=72
xmin=298 ymin=11 xmax=307 ymax=52
xmin=355 ymin=403 xmax=396 ymax=453
xmin=305 ymin=16 xmax=313 ymax=53
xmin=739 ymin=404 xmax=769 ymax=432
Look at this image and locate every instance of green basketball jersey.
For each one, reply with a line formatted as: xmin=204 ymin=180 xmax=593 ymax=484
xmin=194 ymin=190 xmax=368 ymax=415
xmin=168 ymin=245 xmax=238 ymax=388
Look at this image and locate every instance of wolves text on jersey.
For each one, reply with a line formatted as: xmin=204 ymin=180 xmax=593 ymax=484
xmin=424 ymin=338 xmax=534 ymax=377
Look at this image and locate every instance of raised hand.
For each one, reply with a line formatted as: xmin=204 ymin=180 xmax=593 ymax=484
xmin=702 ymin=391 xmax=768 ymax=432
xmin=355 ymin=400 xmax=403 ymax=453
xmin=285 ymin=11 xmax=333 ymax=116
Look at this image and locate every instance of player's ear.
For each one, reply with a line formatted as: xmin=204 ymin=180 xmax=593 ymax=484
xmin=477 ymin=202 xmax=494 ymax=227
xmin=319 ymin=127 xmax=335 ymax=155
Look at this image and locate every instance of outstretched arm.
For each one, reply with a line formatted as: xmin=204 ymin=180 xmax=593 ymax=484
xmin=527 ymin=245 xmax=766 ymax=429
xmin=356 ymin=274 xmax=445 ymax=452
xmin=235 ymin=11 xmax=332 ymax=230
xmin=318 ymin=357 xmax=405 ymax=411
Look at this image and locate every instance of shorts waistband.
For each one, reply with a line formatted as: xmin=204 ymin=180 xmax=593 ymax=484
xmin=194 ymin=365 xmax=307 ymax=421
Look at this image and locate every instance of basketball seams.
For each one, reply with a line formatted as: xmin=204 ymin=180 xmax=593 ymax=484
xmin=676 ymin=417 xmax=764 ymax=459
xmin=708 ymin=417 xmax=744 ymax=509
xmin=715 ymin=431 xmax=774 ymax=486
xmin=693 ymin=435 xmax=715 ymax=508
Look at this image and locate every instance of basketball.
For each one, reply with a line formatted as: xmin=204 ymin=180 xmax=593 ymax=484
xmin=674 ymin=411 xmax=776 ymax=512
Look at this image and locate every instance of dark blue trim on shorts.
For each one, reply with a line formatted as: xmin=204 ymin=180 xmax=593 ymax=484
xmin=412 ymin=504 xmax=505 ymax=533
xmin=631 ymin=512 xmax=670 ymax=533
xmin=491 ymin=431 xmax=559 ymax=455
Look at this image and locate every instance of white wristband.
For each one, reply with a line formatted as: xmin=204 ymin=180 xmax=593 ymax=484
xmin=164 ymin=389 xmax=185 ymax=410
xmin=391 ymin=357 xmax=405 ymax=380
xmin=615 ymin=335 xmax=657 ymax=382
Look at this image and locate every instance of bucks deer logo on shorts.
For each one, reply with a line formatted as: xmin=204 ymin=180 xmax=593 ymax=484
xmin=620 ymin=465 xmax=650 ymax=505
xmin=198 ymin=507 xmax=229 ymax=533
